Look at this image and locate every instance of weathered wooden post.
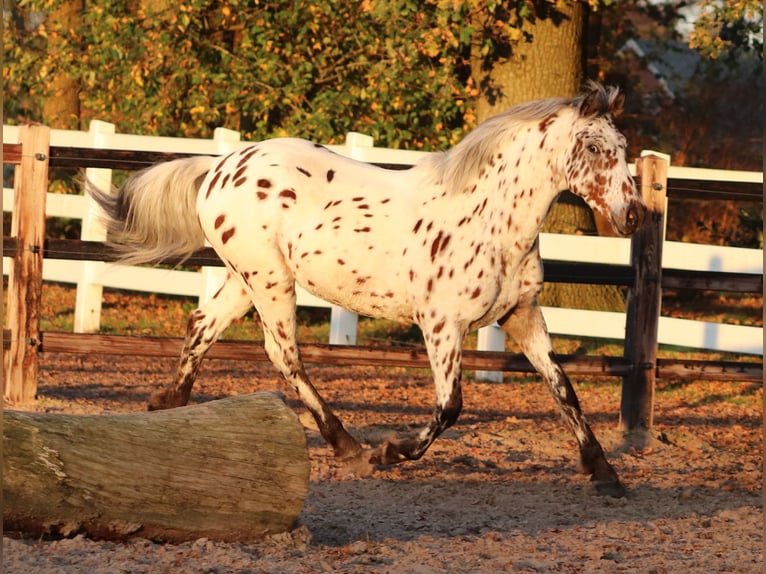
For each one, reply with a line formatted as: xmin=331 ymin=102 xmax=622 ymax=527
xmin=3 ymin=392 xmax=310 ymax=542
xmin=3 ymin=125 xmax=50 ymax=405
xmin=621 ymin=152 xmax=669 ymax=430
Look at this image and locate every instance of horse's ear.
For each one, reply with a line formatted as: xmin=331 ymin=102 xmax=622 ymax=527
xmin=609 ymin=90 xmax=625 ymax=118
xmin=578 ymin=83 xmax=624 ymax=118
xmin=577 ymin=82 xmax=604 ymax=117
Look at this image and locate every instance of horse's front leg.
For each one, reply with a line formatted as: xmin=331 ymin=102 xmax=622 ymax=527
xmin=148 ymin=274 xmax=252 ymax=410
xmin=499 ymin=300 xmax=626 ymax=497
xmin=262 ymin=326 xmax=363 ymax=462
xmin=369 ymin=318 xmax=464 ymax=465
xmin=246 ymin=279 xmax=363 ymax=462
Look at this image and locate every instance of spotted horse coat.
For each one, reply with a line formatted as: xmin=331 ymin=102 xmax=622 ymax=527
xmin=90 ymin=82 xmax=645 ymax=497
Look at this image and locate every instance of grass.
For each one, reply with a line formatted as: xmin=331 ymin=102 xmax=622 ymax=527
xmin=653 ymin=378 xmax=763 ymax=409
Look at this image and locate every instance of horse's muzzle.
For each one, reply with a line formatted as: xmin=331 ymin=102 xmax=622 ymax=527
xmin=618 ymin=200 xmax=646 ymax=235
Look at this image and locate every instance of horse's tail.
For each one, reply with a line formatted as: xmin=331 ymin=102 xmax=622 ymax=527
xmin=88 ymin=155 xmax=217 ymax=265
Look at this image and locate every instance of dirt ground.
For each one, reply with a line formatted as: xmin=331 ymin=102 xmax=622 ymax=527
xmin=4 ymin=352 xmax=764 ymax=573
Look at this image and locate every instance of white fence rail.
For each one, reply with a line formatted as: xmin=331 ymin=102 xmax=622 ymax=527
xmin=3 ymin=122 xmax=763 ymax=375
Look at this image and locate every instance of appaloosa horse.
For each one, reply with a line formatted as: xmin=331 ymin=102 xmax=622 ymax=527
xmin=91 ymin=82 xmax=645 ymax=496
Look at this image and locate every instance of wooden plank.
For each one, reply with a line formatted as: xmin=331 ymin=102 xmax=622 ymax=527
xmin=48 ymin=147 xmax=204 ymax=170
xmin=3 ymin=142 xmax=23 ymax=164
xmin=543 ymin=261 xmax=633 ymax=286
xmin=36 ymin=332 xmax=763 ymax=382
xmin=655 ymin=358 xmax=762 ymax=381
xmin=39 ymin=332 xmax=631 ymax=376
xmin=621 ymin=154 xmax=668 ymax=431
xmin=42 ymin=238 xmax=222 ymax=266
xmin=36 ymin=239 xmax=638 ymax=284
xmin=2 ymin=236 xmax=18 ymax=258
xmin=46 ymin=145 xmax=415 ymax=172
xmin=4 ymin=126 xmax=50 ymax=405
xmin=661 ymin=269 xmax=762 ymax=293
xmin=41 ymin=145 xmax=766 ymax=200
xmin=667 ymin=177 xmax=762 ymax=201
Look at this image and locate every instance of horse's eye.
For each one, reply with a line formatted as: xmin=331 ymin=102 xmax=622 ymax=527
xmin=587 ymin=144 xmax=600 ymax=154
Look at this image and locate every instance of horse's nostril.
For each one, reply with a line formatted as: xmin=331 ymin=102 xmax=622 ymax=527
xmin=622 ymin=202 xmax=645 ymax=234
xmin=628 ymin=202 xmax=646 ymax=225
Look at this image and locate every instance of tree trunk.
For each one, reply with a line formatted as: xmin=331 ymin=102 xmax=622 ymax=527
xmin=470 ymin=2 xmax=626 ymax=313
xmin=3 ymin=392 xmax=310 ymax=543
xmin=470 ymin=2 xmax=585 ymax=115
xmin=43 ymin=0 xmax=83 ymax=129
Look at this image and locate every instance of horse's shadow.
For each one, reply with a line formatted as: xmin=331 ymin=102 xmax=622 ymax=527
xmin=300 ymin=474 xmax=760 ymax=547
xmin=298 ymin=419 xmax=760 ymax=548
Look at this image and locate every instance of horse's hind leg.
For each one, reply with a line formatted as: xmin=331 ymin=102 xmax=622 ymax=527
xmin=148 ymin=273 xmax=252 ymax=410
xmin=499 ymin=300 xmax=626 ymax=497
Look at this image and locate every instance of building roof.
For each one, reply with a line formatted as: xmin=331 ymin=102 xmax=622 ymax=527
xmin=621 ymin=38 xmax=702 ymax=99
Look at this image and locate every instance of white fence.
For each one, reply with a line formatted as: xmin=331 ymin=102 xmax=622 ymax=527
xmin=3 ymin=122 xmax=763 ymax=376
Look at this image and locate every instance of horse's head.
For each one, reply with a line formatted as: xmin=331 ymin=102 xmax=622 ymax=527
xmin=564 ymin=83 xmax=646 ymax=235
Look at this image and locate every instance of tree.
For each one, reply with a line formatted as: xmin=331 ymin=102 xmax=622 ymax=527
xmin=41 ymin=0 xmax=84 ymax=128
xmin=470 ymin=0 xmax=586 ymax=113
xmin=689 ymin=0 xmax=763 ymax=59
xmin=1 ymin=1 xmax=613 ymax=149
xmin=5 ymin=0 xmax=762 ymax=143
xmin=3 ymin=0 xmax=476 ymax=149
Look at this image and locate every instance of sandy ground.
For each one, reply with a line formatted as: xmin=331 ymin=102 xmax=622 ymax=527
xmin=3 ymin=353 xmax=764 ymax=573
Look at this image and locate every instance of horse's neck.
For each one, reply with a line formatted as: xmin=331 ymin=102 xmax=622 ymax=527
xmin=418 ymin=114 xmax=572 ymax=243
xmin=482 ymin=143 xmax=567 ymax=245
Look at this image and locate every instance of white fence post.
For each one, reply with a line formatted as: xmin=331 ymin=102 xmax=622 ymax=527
xmin=73 ymin=120 xmax=115 ymax=332
xmin=475 ymin=323 xmax=506 ymax=382
xmin=198 ymin=127 xmax=242 ymax=307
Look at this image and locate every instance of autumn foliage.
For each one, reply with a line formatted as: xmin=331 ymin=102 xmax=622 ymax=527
xmin=6 ymin=0 xmax=494 ymax=148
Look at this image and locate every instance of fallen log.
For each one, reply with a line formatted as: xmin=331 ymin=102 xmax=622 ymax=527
xmin=3 ymin=392 xmax=310 ymax=543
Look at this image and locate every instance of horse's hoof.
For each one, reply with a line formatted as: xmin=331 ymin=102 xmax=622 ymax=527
xmin=147 ymin=390 xmax=187 ymax=411
xmin=593 ymin=479 xmax=627 ymax=498
xmin=147 ymin=399 xmax=166 ymax=412
xmin=342 ymin=449 xmax=375 ymax=478
xmin=147 ymin=399 xmax=173 ymax=412
xmin=587 ymin=457 xmax=625 ymax=497
xmin=368 ymin=439 xmax=410 ymax=466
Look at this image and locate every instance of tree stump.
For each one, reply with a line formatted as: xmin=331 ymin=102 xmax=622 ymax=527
xmin=3 ymin=392 xmax=310 ymax=543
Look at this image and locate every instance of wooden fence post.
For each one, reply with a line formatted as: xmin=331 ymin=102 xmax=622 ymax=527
xmin=3 ymin=125 xmax=50 ymax=405
xmin=620 ymin=152 xmax=669 ymax=431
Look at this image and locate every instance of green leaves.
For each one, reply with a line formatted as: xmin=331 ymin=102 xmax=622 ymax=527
xmin=5 ymin=0 xmax=486 ymax=148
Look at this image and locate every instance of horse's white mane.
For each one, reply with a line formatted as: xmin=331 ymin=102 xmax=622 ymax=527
xmin=423 ymin=82 xmax=622 ymax=195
